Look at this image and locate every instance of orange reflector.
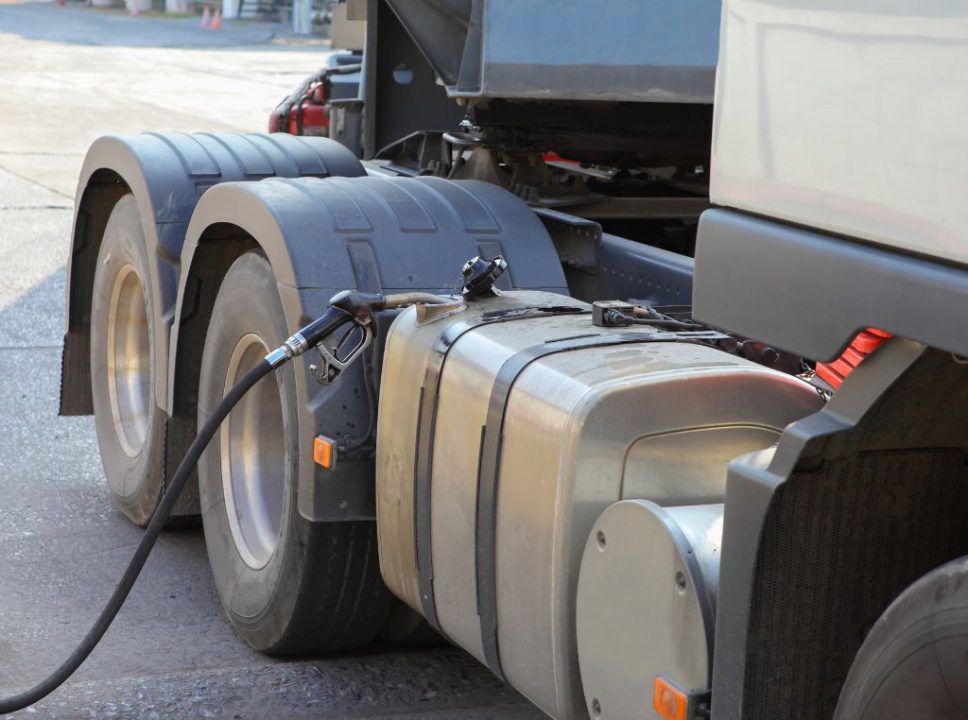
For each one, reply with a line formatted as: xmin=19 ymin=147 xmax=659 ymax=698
xmin=653 ymin=676 xmax=688 ymax=720
xmin=816 ymin=328 xmax=892 ymax=390
xmin=313 ymin=435 xmax=336 ymax=469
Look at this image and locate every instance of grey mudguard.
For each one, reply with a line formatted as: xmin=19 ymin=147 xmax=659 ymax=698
xmin=171 ymin=175 xmax=569 ymax=522
xmin=60 ymin=132 xmax=364 ymax=416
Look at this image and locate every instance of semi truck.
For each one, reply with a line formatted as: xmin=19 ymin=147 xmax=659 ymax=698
xmin=54 ymin=1 xmax=968 ymax=718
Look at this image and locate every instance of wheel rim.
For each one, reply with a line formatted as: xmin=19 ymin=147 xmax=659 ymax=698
xmin=221 ymin=333 xmax=286 ymax=570
xmin=107 ymin=264 xmax=151 ymax=460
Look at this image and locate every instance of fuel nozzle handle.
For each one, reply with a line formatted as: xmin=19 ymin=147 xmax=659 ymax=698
xmin=264 ymin=306 xmax=354 ymax=368
xmin=264 ymin=290 xmax=455 ymax=369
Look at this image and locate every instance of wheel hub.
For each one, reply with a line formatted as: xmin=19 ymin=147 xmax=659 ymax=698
xmin=220 ymin=333 xmax=286 ymax=570
xmin=106 ymin=264 xmax=151 ymax=460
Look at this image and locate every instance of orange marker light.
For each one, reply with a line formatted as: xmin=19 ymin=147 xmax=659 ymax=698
xmin=653 ymin=676 xmax=688 ymax=720
xmin=313 ymin=436 xmax=337 ymax=469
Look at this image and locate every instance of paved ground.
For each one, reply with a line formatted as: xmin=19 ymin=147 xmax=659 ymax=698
xmin=0 ymin=4 xmax=544 ymax=718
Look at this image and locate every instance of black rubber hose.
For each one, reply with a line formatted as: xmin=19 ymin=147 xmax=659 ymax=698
xmin=0 ymin=359 xmax=274 ymax=714
xmin=626 ymin=317 xmax=701 ymax=330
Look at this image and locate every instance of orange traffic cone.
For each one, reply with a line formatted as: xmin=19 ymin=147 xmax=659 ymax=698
xmin=210 ymin=7 xmax=222 ymax=30
xmin=200 ymin=6 xmax=211 ymax=27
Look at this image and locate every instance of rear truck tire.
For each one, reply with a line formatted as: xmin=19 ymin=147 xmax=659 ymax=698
xmin=90 ymin=194 xmax=167 ymax=527
xmin=198 ymin=252 xmax=391 ymax=654
xmin=834 ymin=555 xmax=968 ymax=720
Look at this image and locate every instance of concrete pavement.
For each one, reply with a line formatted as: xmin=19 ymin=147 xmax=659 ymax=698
xmin=0 ymin=1 xmax=313 ymax=48
xmin=0 ymin=4 xmax=544 ymax=718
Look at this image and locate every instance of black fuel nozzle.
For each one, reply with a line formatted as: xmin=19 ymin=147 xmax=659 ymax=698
xmin=295 ymin=291 xmax=388 ymax=384
xmin=267 ymin=287 xmax=460 ymax=379
xmin=266 ymin=306 xmax=355 ymax=368
xmin=300 ymin=290 xmax=458 ymax=385
xmin=329 ymin=290 xmax=387 ymax=322
xmin=460 ymin=255 xmax=507 ymax=298
xmin=262 ymin=291 xmax=381 ymax=370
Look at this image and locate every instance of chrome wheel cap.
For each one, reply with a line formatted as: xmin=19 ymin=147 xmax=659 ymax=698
xmin=220 ymin=333 xmax=286 ymax=569
xmin=107 ymin=264 xmax=151 ymax=461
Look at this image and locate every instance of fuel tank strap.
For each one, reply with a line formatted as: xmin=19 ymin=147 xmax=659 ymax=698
xmin=474 ymin=329 xmax=729 ymax=680
xmin=413 ymin=305 xmax=589 ymax=634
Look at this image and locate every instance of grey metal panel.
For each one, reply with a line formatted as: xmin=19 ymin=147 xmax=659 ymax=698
xmin=598 ymin=233 xmax=694 ymax=305
xmin=455 ymin=0 xmax=484 ymax=93
xmin=363 ymin=0 xmax=465 ymax=158
xmin=389 ymin=0 xmax=719 ymax=103
xmin=173 ymin=176 xmax=568 ymax=522
xmin=384 ymin=0 xmax=469 ymax=86
xmin=693 ymin=209 xmax=968 ymax=360
xmin=551 ymin=227 xmax=695 ymax=306
xmin=466 ymin=0 xmax=718 ymax=102
xmin=477 ymin=64 xmax=715 ymax=104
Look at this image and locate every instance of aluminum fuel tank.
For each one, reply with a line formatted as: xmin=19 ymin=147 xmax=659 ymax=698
xmin=375 ymin=291 xmax=824 ymax=720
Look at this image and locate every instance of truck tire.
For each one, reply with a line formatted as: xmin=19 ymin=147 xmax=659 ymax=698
xmin=90 ymin=194 xmax=166 ymax=527
xmin=833 ymin=555 xmax=968 ymax=720
xmin=198 ymin=252 xmax=391 ymax=654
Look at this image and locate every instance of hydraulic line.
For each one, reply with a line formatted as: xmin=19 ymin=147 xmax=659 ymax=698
xmin=601 ymin=308 xmax=700 ymax=331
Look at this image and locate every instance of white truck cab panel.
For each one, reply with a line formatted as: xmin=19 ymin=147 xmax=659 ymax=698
xmin=712 ymin=0 xmax=968 ymax=267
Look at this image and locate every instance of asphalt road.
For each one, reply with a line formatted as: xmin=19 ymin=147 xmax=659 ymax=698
xmin=0 ymin=4 xmax=544 ymax=718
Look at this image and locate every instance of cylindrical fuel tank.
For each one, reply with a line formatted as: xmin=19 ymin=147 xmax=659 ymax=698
xmin=576 ymin=500 xmax=723 ymax=720
xmin=375 ymin=291 xmax=824 ymax=720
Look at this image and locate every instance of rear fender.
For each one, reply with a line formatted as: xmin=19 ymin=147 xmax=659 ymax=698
xmin=60 ymin=132 xmax=364 ymax=416
xmin=170 ymin=175 xmax=569 ymax=521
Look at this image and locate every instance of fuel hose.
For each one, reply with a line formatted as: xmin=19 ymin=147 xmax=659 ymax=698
xmin=0 ymin=305 xmax=355 ymax=714
xmin=0 ymin=286 xmax=459 ymax=714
